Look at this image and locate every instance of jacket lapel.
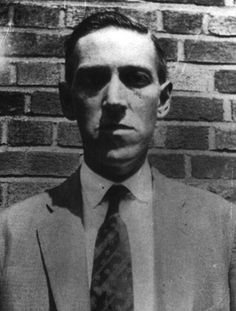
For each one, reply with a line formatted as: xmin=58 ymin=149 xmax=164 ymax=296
xmin=37 ymin=169 xmax=90 ymax=311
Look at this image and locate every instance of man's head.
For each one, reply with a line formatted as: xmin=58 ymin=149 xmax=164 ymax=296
xmin=60 ymin=11 xmax=172 ymax=181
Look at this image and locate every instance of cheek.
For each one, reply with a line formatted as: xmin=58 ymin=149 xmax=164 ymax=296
xmin=133 ymin=90 xmax=159 ymax=127
xmin=73 ymin=93 xmax=102 ymax=124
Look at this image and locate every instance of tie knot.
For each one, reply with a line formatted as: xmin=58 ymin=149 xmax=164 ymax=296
xmin=105 ymin=185 xmax=128 ymax=218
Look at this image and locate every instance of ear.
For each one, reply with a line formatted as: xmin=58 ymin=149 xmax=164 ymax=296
xmin=157 ymin=81 xmax=173 ymax=119
xmin=58 ymin=82 xmax=76 ymax=120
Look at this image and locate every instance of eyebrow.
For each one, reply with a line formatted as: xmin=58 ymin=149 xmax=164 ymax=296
xmin=75 ymin=66 xmax=109 ymax=78
xmin=76 ymin=65 xmax=153 ymax=76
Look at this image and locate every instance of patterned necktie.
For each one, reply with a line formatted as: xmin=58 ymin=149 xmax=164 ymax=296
xmin=90 ymin=185 xmax=134 ymax=311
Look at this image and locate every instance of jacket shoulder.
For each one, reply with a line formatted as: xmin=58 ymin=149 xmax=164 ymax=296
xmin=0 ymin=192 xmax=52 ymax=272
xmin=153 ymin=169 xmax=236 ymax=250
xmin=0 ymin=192 xmax=51 ymax=232
xmin=152 ymin=167 xmax=235 ymax=217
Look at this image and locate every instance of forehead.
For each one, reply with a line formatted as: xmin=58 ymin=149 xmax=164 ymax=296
xmin=72 ymin=27 xmax=157 ymax=71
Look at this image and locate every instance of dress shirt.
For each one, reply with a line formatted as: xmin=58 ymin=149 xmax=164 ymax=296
xmin=80 ymin=159 xmax=154 ymax=311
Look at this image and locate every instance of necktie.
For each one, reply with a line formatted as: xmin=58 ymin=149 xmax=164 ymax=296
xmin=90 ymin=185 xmax=134 ymax=311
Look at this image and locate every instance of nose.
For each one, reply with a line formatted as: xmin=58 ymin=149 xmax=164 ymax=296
xmin=103 ymin=73 xmax=127 ymax=111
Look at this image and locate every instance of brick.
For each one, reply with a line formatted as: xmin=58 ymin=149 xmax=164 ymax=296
xmin=3 ymin=32 xmax=64 ymax=57
xmin=26 ymin=152 xmax=80 ymax=177
xmin=165 ymin=126 xmax=209 ymax=150
xmin=0 ymin=91 xmax=25 ymax=115
xmin=169 ymin=63 xmax=213 ymax=92
xmin=58 ymin=122 xmax=82 ymax=147
xmin=157 ymin=38 xmax=177 ymax=61
xmin=208 ymin=16 xmax=236 ymax=37
xmin=17 ymin=62 xmax=61 ymax=86
xmin=152 ymin=126 xmax=209 ymax=150
xmin=0 ymin=67 xmax=12 ymax=85
xmin=195 ymin=0 xmax=224 ymax=5
xmin=231 ymin=100 xmax=236 ymax=121
xmin=163 ymin=11 xmax=202 ymax=34
xmin=167 ymin=96 xmax=223 ymax=121
xmin=0 ymin=152 xmax=28 ymax=176
xmin=201 ymin=0 xmax=225 ymax=3
xmin=0 ymin=4 xmax=9 ymax=26
xmin=151 ymin=126 xmax=166 ymax=148
xmin=214 ymin=127 xmax=236 ymax=150
xmin=14 ymin=4 xmax=60 ymax=28
xmin=35 ymin=34 xmax=65 ymax=57
xmin=0 ymin=152 xmax=80 ymax=177
xmin=215 ymin=71 xmax=236 ymax=93
xmin=0 ymin=121 xmax=2 ymax=145
xmin=148 ymin=153 xmax=185 ymax=178
xmin=185 ymin=41 xmax=236 ymax=64
xmin=192 ymin=156 xmax=236 ymax=179
xmin=7 ymin=181 xmax=60 ymax=206
xmin=144 ymin=0 xmax=224 ymax=5
xmin=31 ymin=91 xmax=62 ymax=116
xmin=8 ymin=120 xmax=53 ymax=146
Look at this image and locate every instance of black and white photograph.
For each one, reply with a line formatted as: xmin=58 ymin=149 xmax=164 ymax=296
xmin=0 ymin=0 xmax=236 ymax=310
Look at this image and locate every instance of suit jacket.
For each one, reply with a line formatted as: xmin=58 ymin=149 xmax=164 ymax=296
xmin=1 ymin=167 xmax=236 ymax=311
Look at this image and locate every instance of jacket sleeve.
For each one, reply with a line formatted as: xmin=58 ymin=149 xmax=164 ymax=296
xmin=0 ymin=210 xmax=8 ymax=276
xmin=229 ymin=219 xmax=236 ymax=310
xmin=0 ymin=210 xmax=7 ymax=310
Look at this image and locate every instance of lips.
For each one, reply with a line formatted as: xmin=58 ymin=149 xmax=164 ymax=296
xmin=100 ymin=124 xmax=133 ymax=131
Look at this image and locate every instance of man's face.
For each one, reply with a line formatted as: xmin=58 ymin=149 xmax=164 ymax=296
xmin=69 ymin=27 xmax=166 ymax=179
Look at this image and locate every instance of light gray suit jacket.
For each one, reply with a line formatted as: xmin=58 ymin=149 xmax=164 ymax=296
xmin=1 ymin=167 xmax=236 ymax=311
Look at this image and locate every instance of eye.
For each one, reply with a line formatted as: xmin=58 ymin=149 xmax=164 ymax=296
xmin=120 ymin=68 xmax=152 ymax=89
xmin=76 ymin=68 xmax=110 ymax=93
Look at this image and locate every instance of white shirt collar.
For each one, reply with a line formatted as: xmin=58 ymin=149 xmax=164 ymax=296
xmin=81 ymin=159 xmax=152 ymax=209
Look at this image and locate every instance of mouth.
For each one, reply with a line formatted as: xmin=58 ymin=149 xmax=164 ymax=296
xmin=100 ymin=124 xmax=133 ymax=131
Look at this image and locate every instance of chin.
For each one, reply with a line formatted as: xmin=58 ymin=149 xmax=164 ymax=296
xmin=101 ymin=150 xmax=146 ymax=181
xmin=85 ymin=145 xmax=148 ymax=181
xmin=104 ymin=146 xmax=147 ymax=168
xmin=106 ymin=148 xmax=134 ymax=162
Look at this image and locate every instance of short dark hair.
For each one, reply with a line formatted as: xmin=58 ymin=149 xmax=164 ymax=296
xmin=65 ymin=11 xmax=167 ymax=86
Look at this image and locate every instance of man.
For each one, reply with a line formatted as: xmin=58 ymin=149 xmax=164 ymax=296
xmin=0 ymin=11 xmax=236 ymax=311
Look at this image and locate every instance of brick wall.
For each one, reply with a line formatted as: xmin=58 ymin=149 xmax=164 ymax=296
xmin=0 ymin=0 xmax=236 ymax=208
